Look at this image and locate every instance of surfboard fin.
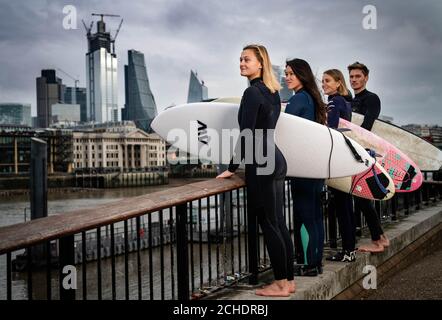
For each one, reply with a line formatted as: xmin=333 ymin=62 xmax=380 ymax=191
xmin=336 ymin=128 xmax=352 ymax=133
xmin=365 ymin=149 xmax=382 ymax=158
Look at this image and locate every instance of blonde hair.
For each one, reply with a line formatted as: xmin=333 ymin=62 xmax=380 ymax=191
xmin=243 ymin=44 xmax=281 ymax=93
xmin=323 ymin=69 xmax=350 ymax=97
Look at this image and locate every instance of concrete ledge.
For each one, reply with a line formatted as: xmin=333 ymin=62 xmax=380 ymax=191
xmin=208 ymin=203 xmax=442 ymax=300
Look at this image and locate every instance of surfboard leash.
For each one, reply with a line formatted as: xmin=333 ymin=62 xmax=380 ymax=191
xmin=339 ymin=131 xmax=364 ymax=164
xmin=366 ymin=149 xmax=390 ymax=197
xmin=326 ymin=126 xmax=334 ymax=180
xmin=350 ymin=149 xmax=389 ymax=198
xmin=350 ymin=165 xmax=372 ymax=195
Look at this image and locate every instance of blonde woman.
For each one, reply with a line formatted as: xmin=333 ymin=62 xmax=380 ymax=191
xmin=217 ymin=44 xmax=295 ymax=297
xmin=322 ymin=69 xmax=356 ymax=262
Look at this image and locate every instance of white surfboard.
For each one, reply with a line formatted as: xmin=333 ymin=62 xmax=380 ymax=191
xmin=214 ymin=98 xmax=396 ymax=199
xmin=151 ymin=102 xmax=374 ymax=179
xmin=352 ymin=113 xmax=442 ymax=171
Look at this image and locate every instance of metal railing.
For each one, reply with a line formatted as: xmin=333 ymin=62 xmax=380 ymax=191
xmin=0 ymin=172 xmax=441 ymax=300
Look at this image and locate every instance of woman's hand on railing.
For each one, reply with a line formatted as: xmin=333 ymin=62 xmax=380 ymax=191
xmin=216 ymin=170 xmax=235 ymax=179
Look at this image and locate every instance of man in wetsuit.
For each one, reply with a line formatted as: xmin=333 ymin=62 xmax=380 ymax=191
xmin=348 ymin=62 xmax=390 ymax=253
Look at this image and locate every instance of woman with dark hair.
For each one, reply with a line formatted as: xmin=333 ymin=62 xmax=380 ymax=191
xmin=284 ymin=58 xmax=327 ymax=276
xmin=217 ymin=44 xmax=295 ymax=296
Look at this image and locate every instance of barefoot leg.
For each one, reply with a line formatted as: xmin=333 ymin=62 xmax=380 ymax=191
xmin=358 ymin=240 xmax=384 ymax=253
xmin=255 ymin=280 xmax=291 ymax=297
xmin=288 ymin=280 xmax=296 ymax=293
xmin=379 ymin=234 xmax=390 ymax=247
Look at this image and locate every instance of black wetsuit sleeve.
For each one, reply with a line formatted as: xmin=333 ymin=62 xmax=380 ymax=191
xmin=228 ymin=87 xmax=261 ymax=173
xmin=326 ymin=97 xmax=340 ymax=129
xmin=361 ymin=94 xmax=380 ymax=131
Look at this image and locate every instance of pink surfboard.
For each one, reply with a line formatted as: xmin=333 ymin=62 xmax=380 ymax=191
xmin=327 ymin=161 xmax=395 ymax=200
xmin=339 ymin=118 xmax=423 ymax=192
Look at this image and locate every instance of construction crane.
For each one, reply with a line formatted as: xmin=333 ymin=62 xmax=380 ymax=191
xmin=56 ymin=68 xmax=79 ymax=88
xmin=81 ymin=19 xmax=94 ymax=35
xmin=81 ymin=19 xmax=94 ymax=52
xmin=111 ymin=18 xmax=124 ymax=54
xmin=90 ymin=13 xmax=123 ymax=55
xmin=91 ymin=13 xmax=120 ymax=21
xmin=56 ymin=68 xmax=80 ymax=104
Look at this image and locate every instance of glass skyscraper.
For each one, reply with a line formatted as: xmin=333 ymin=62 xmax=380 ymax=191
xmin=0 ymin=103 xmax=31 ymax=126
xmin=85 ymin=18 xmax=119 ymax=123
xmin=187 ymin=70 xmax=208 ymax=103
xmin=123 ymin=49 xmax=157 ymax=132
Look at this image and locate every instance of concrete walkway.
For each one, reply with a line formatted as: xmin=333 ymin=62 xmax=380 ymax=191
xmin=358 ymin=245 xmax=442 ymax=300
xmin=208 ymin=203 xmax=442 ymax=300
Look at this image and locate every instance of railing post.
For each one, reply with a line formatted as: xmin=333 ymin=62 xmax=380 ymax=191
xmin=404 ymin=193 xmax=410 ymax=215
xmin=59 ymin=235 xmax=75 ymax=300
xmin=432 ymin=184 xmax=437 ymax=203
xmin=176 ymin=203 xmax=189 ymax=300
xmin=391 ymin=196 xmax=397 ymax=221
xmin=424 ymin=183 xmax=430 ymax=206
xmin=415 ymin=189 xmax=421 ymax=211
xmin=30 ymin=138 xmax=48 ymax=265
xmin=439 ymin=183 xmax=442 ymax=201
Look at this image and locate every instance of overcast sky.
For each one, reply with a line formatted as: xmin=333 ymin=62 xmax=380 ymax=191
xmin=0 ymin=0 xmax=441 ymax=125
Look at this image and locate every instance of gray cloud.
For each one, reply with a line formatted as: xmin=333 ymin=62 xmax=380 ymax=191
xmin=0 ymin=0 xmax=441 ymax=125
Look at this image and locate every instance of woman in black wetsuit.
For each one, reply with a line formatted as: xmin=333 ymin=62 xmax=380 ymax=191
xmin=284 ymin=59 xmax=327 ymax=276
xmin=322 ymin=69 xmax=357 ymax=262
xmin=217 ymin=44 xmax=295 ymax=297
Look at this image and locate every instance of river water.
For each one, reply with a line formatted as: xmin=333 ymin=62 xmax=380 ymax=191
xmin=0 ymin=178 xmax=246 ymax=300
xmin=0 ymin=178 xmax=209 ymax=228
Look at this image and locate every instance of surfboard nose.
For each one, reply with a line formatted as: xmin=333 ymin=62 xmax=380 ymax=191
xmin=150 ymin=115 xmax=160 ymax=134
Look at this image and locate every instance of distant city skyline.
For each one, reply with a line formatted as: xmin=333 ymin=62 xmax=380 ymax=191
xmin=0 ymin=0 xmax=441 ymax=125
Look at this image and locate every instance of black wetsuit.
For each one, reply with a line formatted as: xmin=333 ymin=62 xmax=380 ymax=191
xmin=327 ymin=94 xmax=356 ymax=252
xmin=352 ymin=89 xmax=384 ymax=241
xmin=228 ymin=78 xmax=294 ymax=281
xmin=285 ymin=89 xmax=325 ymax=267
xmin=352 ymin=89 xmax=380 ymax=131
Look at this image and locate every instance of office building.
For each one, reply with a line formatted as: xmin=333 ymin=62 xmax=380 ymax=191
xmin=0 ymin=103 xmax=31 ymax=126
xmin=85 ymin=17 xmax=119 ymax=123
xmin=187 ymin=70 xmax=208 ymax=103
xmin=36 ymin=69 xmax=65 ymax=128
xmin=123 ymin=49 xmax=157 ymax=132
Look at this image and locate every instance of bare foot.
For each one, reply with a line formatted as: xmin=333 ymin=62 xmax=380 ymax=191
xmin=255 ymin=281 xmax=291 ymax=297
xmin=288 ymin=280 xmax=296 ymax=293
xmin=379 ymin=234 xmax=390 ymax=247
xmin=358 ymin=240 xmax=384 ymax=253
